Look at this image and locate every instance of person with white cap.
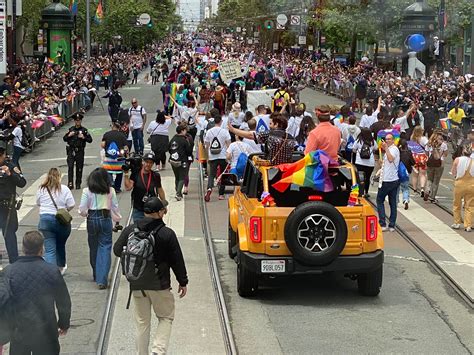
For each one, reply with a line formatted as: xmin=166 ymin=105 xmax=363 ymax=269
xmin=228 ymin=102 xmax=245 ymax=142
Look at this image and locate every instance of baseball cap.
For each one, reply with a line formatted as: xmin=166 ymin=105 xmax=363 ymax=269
xmin=143 ymin=152 xmax=155 ymax=162
xmin=143 ymin=197 xmax=167 ymax=213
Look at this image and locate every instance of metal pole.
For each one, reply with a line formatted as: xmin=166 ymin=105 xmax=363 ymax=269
xmin=12 ymin=0 xmax=16 ymax=66
xmin=86 ymin=0 xmax=90 ymax=58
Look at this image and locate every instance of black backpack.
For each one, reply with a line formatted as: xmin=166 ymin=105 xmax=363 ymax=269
xmin=360 ymin=141 xmax=372 ymax=159
xmin=209 ymin=129 xmax=223 ymax=155
xmin=168 ymin=138 xmax=182 ymax=167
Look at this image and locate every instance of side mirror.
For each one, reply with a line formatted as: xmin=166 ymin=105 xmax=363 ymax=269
xmin=220 ymin=173 xmax=240 ymax=186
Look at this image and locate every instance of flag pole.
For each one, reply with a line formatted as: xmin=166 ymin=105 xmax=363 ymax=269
xmin=86 ymin=0 xmax=91 ymax=59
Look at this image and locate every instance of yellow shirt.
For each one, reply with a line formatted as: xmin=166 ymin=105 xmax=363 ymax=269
xmin=448 ymin=108 xmax=465 ymax=124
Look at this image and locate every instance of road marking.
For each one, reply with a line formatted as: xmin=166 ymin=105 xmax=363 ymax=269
xmin=24 ymin=156 xmax=99 ymax=163
xmin=398 ymin=199 xmax=473 ymax=264
xmin=17 ymin=174 xmax=46 ymax=222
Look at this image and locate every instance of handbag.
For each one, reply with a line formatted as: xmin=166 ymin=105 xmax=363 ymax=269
xmin=147 ymin=124 xmax=160 ymax=143
xmin=46 ymin=187 xmax=73 ymax=225
xmin=426 ymin=147 xmax=442 ymax=168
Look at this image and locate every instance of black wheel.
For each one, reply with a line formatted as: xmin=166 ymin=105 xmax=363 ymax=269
xmin=357 ymin=266 xmax=383 ymax=296
xmin=228 ymin=220 xmax=237 ymax=259
xmin=237 ymin=258 xmax=258 ymax=297
xmin=284 ymin=202 xmax=347 ymax=266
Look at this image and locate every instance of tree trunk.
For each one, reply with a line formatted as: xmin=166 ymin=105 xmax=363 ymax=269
xmin=19 ymin=24 xmax=27 ymax=58
xmin=374 ymin=41 xmax=379 ymax=66
xmin=349 ymin=32 xmax=357 ymax=66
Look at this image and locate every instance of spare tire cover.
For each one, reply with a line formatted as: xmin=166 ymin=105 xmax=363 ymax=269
xmin=284 ymin=201 xmax=348 ymax=266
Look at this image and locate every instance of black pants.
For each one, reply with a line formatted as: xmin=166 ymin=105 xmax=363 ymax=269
xmin=207 ymin=159 xmax=227 ymax=196
xmin=150 ymin=135 xmax=169 ymax=167
xmin=0 ymin=203 xmax=19 ymax=263
xmin=10 ymin=336 xmax=60 ymax=355
xmin=67 ymin=148 xmax=85 ymax=187
xmin=355 ymin=164 xmax=374 ymax=195
xmin=171 ymin=164 xmax=187 ymax=197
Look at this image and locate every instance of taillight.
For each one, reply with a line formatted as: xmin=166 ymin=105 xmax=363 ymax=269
xmin=308 ymin=195 xmax=323 ymax=201
xmin=366 ymin=216 xmax=378 ymax=241
xmin=249 ymin=217 xmax=262 ymax=243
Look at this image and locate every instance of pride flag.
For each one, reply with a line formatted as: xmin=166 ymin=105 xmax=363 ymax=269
xmin=439 ymin=118 xmax=451 ymax=130
xmin=47 ymin=114 xmax=64 ymax=126
xmin=94 ymin=0 xmax=103 ymax=23
xmin=376 ymin=129 xmax=400 ymax=148
xmin=31 ymin=119 xmax=45 ymax=130
xmin=272 ymin=150 xmax=338 ymax=193
xmin=69 ymin=0 xmax=78 ymax=16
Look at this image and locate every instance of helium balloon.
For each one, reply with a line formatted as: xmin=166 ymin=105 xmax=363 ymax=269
xmin=407 ymin=34 xmax=426 ymax=52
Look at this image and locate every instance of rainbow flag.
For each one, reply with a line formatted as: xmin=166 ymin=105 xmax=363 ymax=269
xmin=272 ymin=150 xmax=338 ymax=193
xmin=94 ymin=0 xmax=103 ymax=23
xmin=47 ymin=114 xmax=64 ymax=126
xmin=439 ymin=118 xmax=451 ymax=130
xmin=31 ymin=119 xmax=45 ymax=130
xmin=376 ymin=129 xmax=400 ymax=148
xmin=69 ymin=0 xmax=78 ymax=16
xmin=334 ymin=113 xmax=344 ymax=124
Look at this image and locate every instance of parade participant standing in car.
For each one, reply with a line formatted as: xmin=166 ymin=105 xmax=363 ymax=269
xmin=63 ymin=112 xmax=93 ymax=190
xmin=376 ymin=133 xmax=400 ymax=232
xmin=124 ymin=152 xmax=167 ymax=222
xmin=4 ymin=231 xmax=71 ymax=354
xmin=113 ymin=197 xmax=188 ymax=355
xmin=304 ymin=105 xmax=341 ymax=160
xmin=0 ymin=147 xmax=26 ymax=263
xmin=129 ymin=98 xmax=147 ymax=155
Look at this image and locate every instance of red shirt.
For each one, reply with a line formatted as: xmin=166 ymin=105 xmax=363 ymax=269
xmin=304 ymin=122 xmax=341 ymax=160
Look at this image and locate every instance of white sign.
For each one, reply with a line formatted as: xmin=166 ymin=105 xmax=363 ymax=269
xmin=276 ymin=14 xmax=288 ymax=26
xmin=248 ymin=39 xmax=253 ymax=44
xmin=0 ymin=0 xmax=6 ymax=75
xmin=219 ymin=59 xmax=242 ymax=82
xmin=276 ymin=23 xmax=285 ymax=30
xmin=273 ymin=43 xmax=279 ymax=50
xmin=290 ymin=15 xmax=300 ymax=26
xmin=298 ymin=36 xmax=306 ymax=45
xmin=253 ymin=31 xmax=259 ymax=38
xmin=247 ymin=89 xmax=275 ymax=114
xmin=6 ymin=0 xmax=21 ymax=16
xmin=236 ymin=27 xmax=241 ymax=32
xmin=308 ymin=45 xmax=314 ymax=51
xmin=138 ymin=13 xmax=151 ymax=25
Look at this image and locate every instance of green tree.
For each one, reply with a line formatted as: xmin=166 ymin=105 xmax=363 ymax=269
xmin=17 ymin=0 xmax=50 ymax=56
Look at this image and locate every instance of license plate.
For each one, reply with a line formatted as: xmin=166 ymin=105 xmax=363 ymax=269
xmin=261 ymin=260 xmax=285 ymax=273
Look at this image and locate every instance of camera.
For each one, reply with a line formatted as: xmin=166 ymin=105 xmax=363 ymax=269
xmin=122 ymin=153 xmax=142 ymax=174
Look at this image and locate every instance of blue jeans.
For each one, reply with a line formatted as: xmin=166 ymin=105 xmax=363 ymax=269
xmin=398 ymin=180 xmax=410 ymax=204
xmin=12 ymin=146 xmax=23 ymax=168
xmin=132 ymin=129 xmax=144 ymax=155
xmin=376 ymin=180 xmax=400 ymax=228
xmin=132 ymin=208 xmax=145 ymax=223
xmin=87 ymin=211 xmax=113 ymax=286
xmin=38 ymin=214 xmax=71 ymax=267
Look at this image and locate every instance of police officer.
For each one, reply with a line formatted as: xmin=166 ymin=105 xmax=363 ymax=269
xmin=0 ymin=146 xmax=26 ymax=263
xmin=63 ymin=112 xmax=92 ymax=190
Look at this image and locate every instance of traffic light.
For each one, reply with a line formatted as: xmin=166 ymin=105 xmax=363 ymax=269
xmin=147 ymin=21 xmax=153 ymax=28
xmin=264 ymin=20 xmax=274 ymax=30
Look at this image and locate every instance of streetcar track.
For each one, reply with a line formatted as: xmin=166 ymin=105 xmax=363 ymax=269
xmin=198 ymin=164 xmax=238 ymax=355
xmin=96 ymin=207 xmax=133 ymax=355
xmin=366 ymin=198 xmax=473 ymax=309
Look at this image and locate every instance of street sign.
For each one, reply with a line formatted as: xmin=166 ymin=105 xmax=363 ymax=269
xmin=308 ymin=45 xmax=314 ymax=51
xmin=253 ymin=31 xmax=259 ymax=37
xmin=276 ymin=23 xmax=285 ymax=30
xmin=236 ymin=27 xmax=241 ymax=32
xmin=298 ymin=35 xmax=306 ymax=45
xmin=138 ymin=13 xmax=151 ymax=25
xmin=290 ymin=15 xmax=301 ymax=26
xmin=273 ymin=43 xmax=279 ymax=50
xmin=248 ymin=39 xmax=253 ymax=44
xmin=276 ymin=14 xmax=288 ymax=26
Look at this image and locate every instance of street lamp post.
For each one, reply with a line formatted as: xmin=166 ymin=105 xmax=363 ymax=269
xmin=86 ymin=0 xmax=90 ymax=59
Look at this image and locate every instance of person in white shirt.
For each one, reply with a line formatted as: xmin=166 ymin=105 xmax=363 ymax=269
xmin=286 ymin=103 xmax=306 ymax=138
xmin=359 ymin=97 xmax=382 ymax=128
xmin=170 ymin=94 xmax=199 ymax=140
xmin=129 ymin=98 xmax=147 ymax=155
xmin=352 ymin=128 xmax=377 ymax=197
xmin=254 ymin=105 xmax=271 ymax=133
xmin=226 ymin=136 xmax=251 ymax=170
xmin=36 ymin=168 xmax=75 ymax=274
xmin=147 ymin=111 xmax=173 ymax=170
xmin=10 ymin=116 xmax=25 ymax=168
xmin=341 ymin=116 xmax=361 ymax=161
xmin=242 ymin=118 xmax=263 ymax=154
xmin=204 ymin=115 xmax=231 ymax=201
xmin=376 ymin=133 xmax=400 ymax=232
xmin=228 ymin=102 xmax=245 ymax=141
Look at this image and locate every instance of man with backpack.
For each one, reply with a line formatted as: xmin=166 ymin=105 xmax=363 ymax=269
xmin=129 ymin=98 xmax=147 ymax=156
xmin=113 ymin=197 xmax=188 ymax=355
xmin=204 ymin=114 xmax=231 ymax=202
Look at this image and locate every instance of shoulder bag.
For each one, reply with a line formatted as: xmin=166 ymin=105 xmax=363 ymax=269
xmin=46 ymin=187 xmax=73 ymax=225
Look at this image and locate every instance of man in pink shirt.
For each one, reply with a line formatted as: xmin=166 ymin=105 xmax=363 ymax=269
xmin=305 ymin=105 xmax=341 ymax=160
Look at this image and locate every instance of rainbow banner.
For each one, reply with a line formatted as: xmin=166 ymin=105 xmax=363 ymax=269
xmin=69 ymin=0 xmax=78 ymax=16
xmin=439 ymin=118 xmax=451 ymax=130
xmin=46 ymin=114 xmax=64 ymax=126
xmin=31 ymin=119 xmax=45 ymax=130
xmin=376 ymin=129 xmax=400 ymax=148
xmin=272 ymin=150 xmax=338 ymax=193
xmin=94 ymin=0 xmax=103 ymax=23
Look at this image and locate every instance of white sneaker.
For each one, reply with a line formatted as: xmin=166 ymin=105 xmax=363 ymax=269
xmin=389 ymin=227 xmax=395 ymax=232
xmin=451 ymin=224 xmax=461 ymax=230
xmin=60 ymin=264 xmax=68 ymax=276
xmin=465 ymin=227 xmax=472 ymax=232
xmin=381 ymin=226 xmax=389 ymax=232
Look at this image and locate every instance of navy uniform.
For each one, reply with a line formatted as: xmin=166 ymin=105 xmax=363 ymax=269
xmin=63 ymin=113 xmax=92 ymax=189
xmin=0 ymin=148 xmax=26 ymax=263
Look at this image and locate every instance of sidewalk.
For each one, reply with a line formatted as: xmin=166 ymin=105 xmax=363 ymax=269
xmin=106 ymin=170 xmax=226 ymax=354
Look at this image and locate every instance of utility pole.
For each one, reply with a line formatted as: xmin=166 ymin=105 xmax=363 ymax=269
xmin=86 ymin=0 xmax=90 ymax=58
xmin=12 ymin=0 xmax=16 ymax=66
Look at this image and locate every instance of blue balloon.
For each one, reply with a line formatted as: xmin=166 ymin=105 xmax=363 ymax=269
xmin=407 ymin=34 xmax=426 ymax=52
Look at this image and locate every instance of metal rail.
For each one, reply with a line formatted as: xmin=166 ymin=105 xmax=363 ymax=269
xmin=367 ymin=199 xmax=473 ymax=309
xmin=96 ymin=208 xmax=133 ymax=355
xmin=198 ymin=165 xmax=238 ymax=355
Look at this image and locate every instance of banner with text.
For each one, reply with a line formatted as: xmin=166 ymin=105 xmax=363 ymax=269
xmin=219 ymin=59 xmax=243 ymax=82
xmin=246 ymin=89 xmax=275 ymax=114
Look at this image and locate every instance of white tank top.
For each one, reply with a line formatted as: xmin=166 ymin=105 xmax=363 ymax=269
xmin=455 ymin=157 xmax=474 ymax=179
